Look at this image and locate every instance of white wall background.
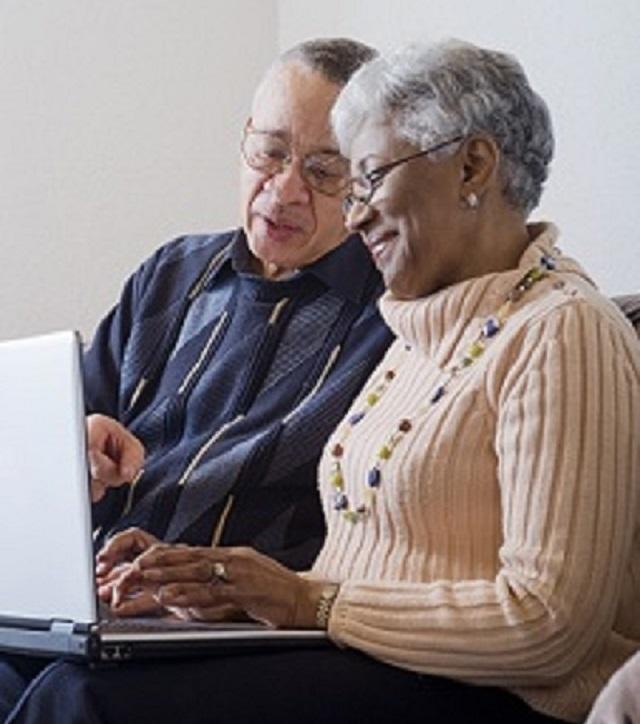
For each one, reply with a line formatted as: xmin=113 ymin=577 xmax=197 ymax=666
xmin=1 ymin=1 xmax=638 ymax=341
xmin=279 ymin=0 xmax=640 ymax=297
xmin=0 ymin=0 xmax=276 ymax=340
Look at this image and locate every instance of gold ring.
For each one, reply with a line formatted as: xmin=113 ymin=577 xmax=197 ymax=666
xmin=212 ymin=561 xmax=229 ymax=583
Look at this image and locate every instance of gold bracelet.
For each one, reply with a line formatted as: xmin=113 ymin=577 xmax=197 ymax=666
xmin=315 ymin=584 xmax=339 ymax=629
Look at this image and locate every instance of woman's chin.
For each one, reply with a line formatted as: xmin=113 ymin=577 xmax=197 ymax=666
xmin=386 ymin=273 xmax=425 ymax=301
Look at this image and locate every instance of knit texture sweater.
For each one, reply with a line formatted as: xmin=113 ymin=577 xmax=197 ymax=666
xmin=85 ymin=230 xmax=391 ymax=567
xmin=311 ymin=224 xmax=640 ymax=722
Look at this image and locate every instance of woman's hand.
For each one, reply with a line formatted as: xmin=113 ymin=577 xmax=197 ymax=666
xmin=96 ymin=527 xmax=162 ymax=615
xmin=111 ymin=544 xmax=325 ymax=628
xmin=97 ymin=562 xmax=165 ymax=616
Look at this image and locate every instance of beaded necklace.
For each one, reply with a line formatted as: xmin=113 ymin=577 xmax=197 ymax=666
xmin=329 ymin=254 xmax=557 ymax=523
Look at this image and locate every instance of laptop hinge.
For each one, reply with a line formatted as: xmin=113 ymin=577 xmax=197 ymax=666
xmin=50 ymin=620 xmax=75 ymax=637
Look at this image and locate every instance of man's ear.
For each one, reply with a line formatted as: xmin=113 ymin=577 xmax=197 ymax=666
xmin=459 ymin=135 xmax=500 ymax=198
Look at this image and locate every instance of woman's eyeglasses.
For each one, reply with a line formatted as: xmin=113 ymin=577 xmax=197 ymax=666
xmin=342 ymin=135 xmax=464 ymax=215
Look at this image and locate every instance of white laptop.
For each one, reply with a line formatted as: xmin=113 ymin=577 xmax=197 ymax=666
xmin=0 ymin=330 xmax=326 ymax=662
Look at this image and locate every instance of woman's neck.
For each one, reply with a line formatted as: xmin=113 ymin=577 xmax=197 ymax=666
xmin=461 ymin=202 xmax=530 ymax=280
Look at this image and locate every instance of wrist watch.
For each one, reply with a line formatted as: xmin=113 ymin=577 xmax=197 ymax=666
xmin=315 ymin=584 xmax=339 ymax=629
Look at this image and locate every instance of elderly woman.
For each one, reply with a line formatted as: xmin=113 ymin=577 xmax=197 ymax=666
xmin=6 ymin=39 xmax=639 ymax=724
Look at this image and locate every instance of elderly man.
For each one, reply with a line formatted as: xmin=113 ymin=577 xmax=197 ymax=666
xmin=0 ymin=37 xmax=392 ymax=722
xmin=84 ymin=36 xmax=391 ymax=600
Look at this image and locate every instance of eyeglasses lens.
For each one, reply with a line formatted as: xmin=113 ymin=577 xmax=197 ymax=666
xmin=242 ymin=131 xmax=348 ymax=196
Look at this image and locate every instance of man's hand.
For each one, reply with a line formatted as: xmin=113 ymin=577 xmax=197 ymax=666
xmin=96 ymin=527 xmax=159 ymax=579
xmin=87 ymin=414 xmax=145 ymax=502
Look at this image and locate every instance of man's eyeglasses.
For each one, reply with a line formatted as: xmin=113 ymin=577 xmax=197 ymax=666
xmin=342 ymin=135 xmax=464 ymax=215
xmin=241 ymin=125 xmax=350 ymax=197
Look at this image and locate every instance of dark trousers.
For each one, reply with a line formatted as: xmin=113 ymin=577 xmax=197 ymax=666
xmin=1 ymin=648 xmax=568 ymax=724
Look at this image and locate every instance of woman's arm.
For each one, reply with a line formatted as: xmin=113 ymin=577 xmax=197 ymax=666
xmin=109 ymin=543 xmax=335 ymax=628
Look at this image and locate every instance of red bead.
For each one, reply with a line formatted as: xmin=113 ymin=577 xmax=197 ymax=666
xmin=398 ymin=419 xmax=412 ymax=432
xmin=332 ymin=443 xmax=344 ymax=458
xmin=384 ymin=370 xmax=396 ymax=380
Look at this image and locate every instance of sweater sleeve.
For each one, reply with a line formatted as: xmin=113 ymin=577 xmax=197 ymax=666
xmin=83 ymin=251 xmax=160 ymax=418
xmin=83 ymin=232 xmax=233 ymax=419
xmin=327 ymin=301 xmax=640 ymax=687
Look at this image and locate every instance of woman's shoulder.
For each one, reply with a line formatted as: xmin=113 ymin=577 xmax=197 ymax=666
xmin=518 ymin=271 xmax=640 ymax=361
xmin=487 ymin=274 xmax=640 ymax=405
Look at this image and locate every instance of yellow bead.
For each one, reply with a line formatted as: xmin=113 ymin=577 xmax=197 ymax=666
xmin=366 ymin=392 xmax=379 ymax=406
xmin=378 ymin=445 xmax=392 ymax=460
xmin=468 ymin=340 xmax=485 ymax=359
xmin=330 ymin=471 xmax=344 ymax=489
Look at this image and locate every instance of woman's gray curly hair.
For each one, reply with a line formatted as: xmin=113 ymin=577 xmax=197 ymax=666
xmin=332 ymin=39 xmax=554 ymax=215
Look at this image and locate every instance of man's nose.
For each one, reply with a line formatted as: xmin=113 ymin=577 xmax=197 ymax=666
xmin=267 ymin=161 xmax=311 ymax=204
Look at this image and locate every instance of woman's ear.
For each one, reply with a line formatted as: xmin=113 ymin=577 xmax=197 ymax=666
xmin=459 ymin=135 xmax=500 ymax=197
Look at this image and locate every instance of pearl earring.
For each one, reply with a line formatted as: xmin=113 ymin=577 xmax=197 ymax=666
xmin=466 ymin=192 xmax=479 ymax=209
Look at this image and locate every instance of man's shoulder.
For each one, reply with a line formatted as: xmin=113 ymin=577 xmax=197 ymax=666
xmin=133 ymin=228 xmax=239 ymax=291
xmin=153 ymin=228 xmax=239 ymax=269
xmin=122 ymin=228 xmax=239 ymax=315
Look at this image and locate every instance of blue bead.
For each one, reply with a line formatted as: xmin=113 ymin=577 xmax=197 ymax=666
xmin=430 ymin=386 xmax=445 ymax=404
xmin=367 ymin=467 xmax=381 ymax=487
xmin=333 ymin=492 xmax=348 ymax=510
xmin=349 ymin=411 xmax=365 ymax=425
xmin=482 ymin=317 xmax=500 ymax=338
xmin=540 ymin=254 xmax=556 ymax=270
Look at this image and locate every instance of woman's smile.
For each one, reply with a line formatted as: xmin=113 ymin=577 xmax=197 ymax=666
xmin=364 ymin=230 xmax=398 ymax=266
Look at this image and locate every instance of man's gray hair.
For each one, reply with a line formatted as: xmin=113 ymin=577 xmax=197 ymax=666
xmin=332 ymin=39 xmax=554 ymax=215
xmin=280 ymin=38 xmax=377 ymax=86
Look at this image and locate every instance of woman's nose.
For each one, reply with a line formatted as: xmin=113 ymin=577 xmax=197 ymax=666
xmin=343 ymin=199 xmax=374 ymax=233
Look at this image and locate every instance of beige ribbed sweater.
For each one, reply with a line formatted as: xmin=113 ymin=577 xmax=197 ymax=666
xmin=311 ymin=224 xmax=640 ymax=722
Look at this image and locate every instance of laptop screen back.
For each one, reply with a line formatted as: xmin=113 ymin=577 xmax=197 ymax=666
xmin=0 ymin=331 xmax=96 ymax=625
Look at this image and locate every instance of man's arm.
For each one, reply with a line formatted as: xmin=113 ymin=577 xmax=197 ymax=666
xmin=87 ymin=414 xmax=145 ymax=502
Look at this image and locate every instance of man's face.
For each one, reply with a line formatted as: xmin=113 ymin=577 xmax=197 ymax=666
xmin=240 ymin=62 xmax=348 ymax=277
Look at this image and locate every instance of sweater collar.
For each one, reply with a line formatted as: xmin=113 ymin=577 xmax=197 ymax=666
xmin=379 ymin=223 xmax=594 ymax=360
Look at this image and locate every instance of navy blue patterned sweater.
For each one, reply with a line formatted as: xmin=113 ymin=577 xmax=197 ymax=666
xmin=84 ymin=229 xmax=392 ymax=569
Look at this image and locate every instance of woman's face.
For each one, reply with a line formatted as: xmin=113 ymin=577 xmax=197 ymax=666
xmin=345 ymin=118 xmax=471 ymax=300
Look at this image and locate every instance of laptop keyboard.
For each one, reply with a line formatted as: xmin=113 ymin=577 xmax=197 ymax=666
xmin=98 ymin=616 xmax=261 ymax=634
